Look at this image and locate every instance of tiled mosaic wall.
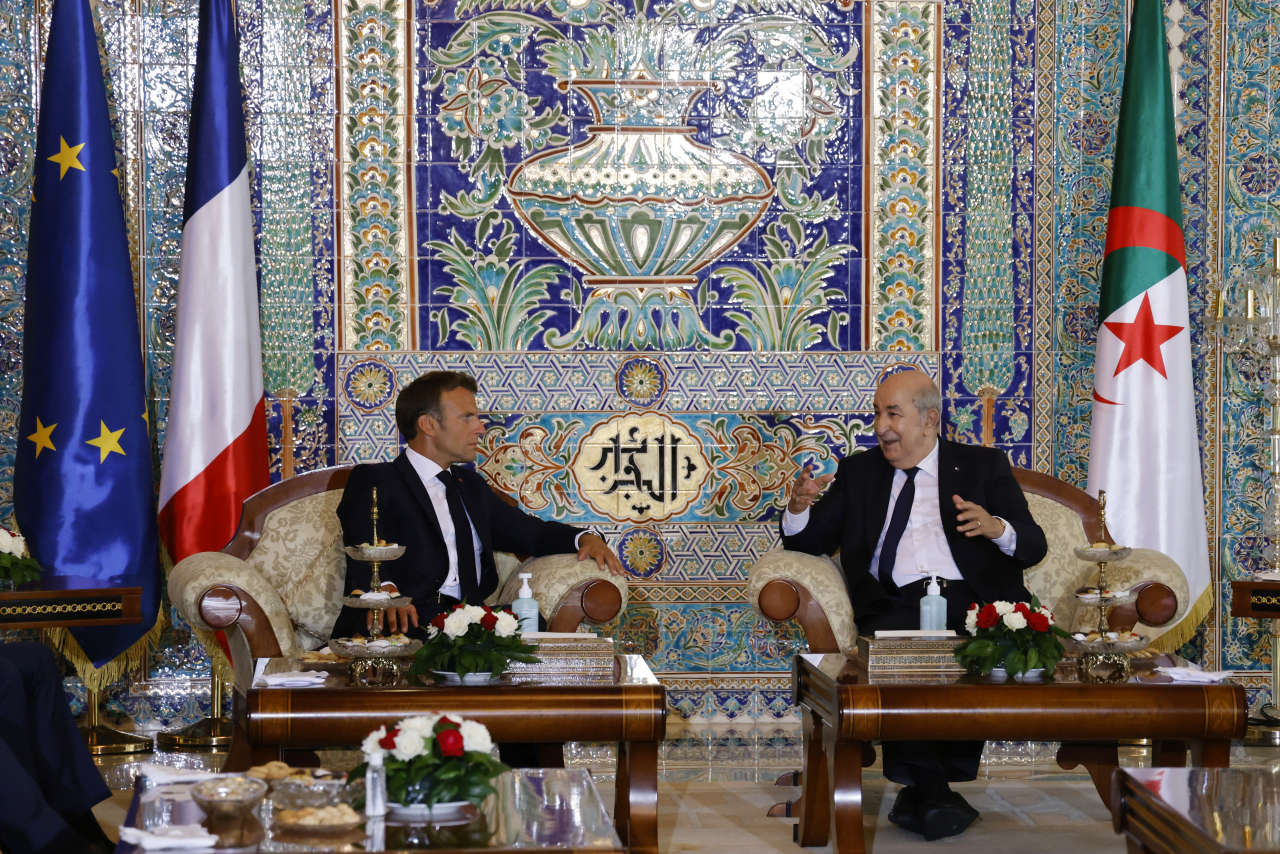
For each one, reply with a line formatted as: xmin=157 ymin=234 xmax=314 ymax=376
xmin=0 ymin=0 xmax=1275 ymax=717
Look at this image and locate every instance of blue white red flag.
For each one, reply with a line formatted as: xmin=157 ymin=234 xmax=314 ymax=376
xmin=158 ymin=0 xmax=269 ymax=565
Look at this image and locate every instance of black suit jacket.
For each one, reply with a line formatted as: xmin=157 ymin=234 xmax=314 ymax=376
xmin=332 ymin=453 xmax=583 ymax=637
xmin=780 ymin=440 xmax=1047 ymax=622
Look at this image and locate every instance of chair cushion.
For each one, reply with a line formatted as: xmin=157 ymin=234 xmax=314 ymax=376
xmin=1021 ymin=493 xmax=1090 ymax=629
xmin=493 ymin=553 xmax=629 ymax=621
xmin=250 ymin=490 xmax=346 ymax=648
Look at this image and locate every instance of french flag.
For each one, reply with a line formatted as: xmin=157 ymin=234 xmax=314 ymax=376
xmin=159 ymin=0 xmax=268 ymax=564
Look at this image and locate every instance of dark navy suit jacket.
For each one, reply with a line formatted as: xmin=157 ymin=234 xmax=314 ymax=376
xmin=332 ymin=452 xmax=582 ymax=637
xmin=780 ymin=440 xmax=1047 ymax=622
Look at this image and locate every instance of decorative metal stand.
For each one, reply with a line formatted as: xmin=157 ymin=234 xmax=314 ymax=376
xmin=1213 ymin=240 xmax=1280 ymax=729
xmin=334 ymin=487 xmax=417 ymax=687
xmin=81 ymin=686 xmax=154 ymax=755
xmin=1072 ymin=491 xmax=1141 ymax=683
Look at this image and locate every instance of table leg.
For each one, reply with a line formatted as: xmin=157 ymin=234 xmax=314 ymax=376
xmin=1056 ymin=743 xmax=1120 ymax=806
xmin=825 ymin=727 xmax=867 ymax=854
xmin=794 ymin=706 xmax=830 ymax=847
xmin=1151 ymin=740 xmax=1187 ymax=767
xmin=1190 ymin=738 xmax=1231 ymax=767
xmin=614 ymin=738 xmax=658 ymax=854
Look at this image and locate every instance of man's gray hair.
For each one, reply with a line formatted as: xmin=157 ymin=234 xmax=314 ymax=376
xmin=912 ymin=379 xmax=942 ymax=419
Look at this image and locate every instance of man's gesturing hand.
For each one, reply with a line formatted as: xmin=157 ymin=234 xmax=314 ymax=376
xmin=952 ymin=494 xmax=1006 ymax=539
xmin=788 ymin=464 xmax=834 ymax=514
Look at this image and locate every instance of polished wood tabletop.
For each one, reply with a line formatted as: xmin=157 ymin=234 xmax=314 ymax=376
xmin=1112 ymin=767 xmax=1280 ymax=853
xmin=792 ymin=653 xmax=1248 ymax=854
xmin=227 ymin=654 xmax=666 ymax=854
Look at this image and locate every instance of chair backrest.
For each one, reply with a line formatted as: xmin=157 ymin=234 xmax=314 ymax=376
xmin=1013 ymin=469 xmax=1105 ymax=627
xmin=225 ymin=465 xmax=352 ymax=648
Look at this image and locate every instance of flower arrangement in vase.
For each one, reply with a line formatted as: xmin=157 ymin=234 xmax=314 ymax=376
xmin=0 ymin=527 xmax=40 ymax=589
xmin=355 ymin=714 xmax=507 ymax=810
xmin=408 ymin=603 xmax=539 ymax=681
xmin=953 ymin=597 xmax=1070 ymax=681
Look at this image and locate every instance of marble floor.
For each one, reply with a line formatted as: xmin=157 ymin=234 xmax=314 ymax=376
xmin=89 ymin=724 xmax=1280 ymax=853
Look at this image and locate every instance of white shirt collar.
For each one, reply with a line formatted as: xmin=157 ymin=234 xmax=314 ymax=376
xmin=897 ymin=438 xmax=939 ymax=480
xmin=405 ymin=445 xmax=445 ymax=486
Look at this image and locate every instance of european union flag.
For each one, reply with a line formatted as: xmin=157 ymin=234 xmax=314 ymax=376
xmin=15 ymin=0 xmax=160 ymax=669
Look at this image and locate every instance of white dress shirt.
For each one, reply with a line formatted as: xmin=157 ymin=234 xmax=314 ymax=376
xmin=405 ymin=446 xmax=482 ymax=598
xmin=782 ymin=441 xmax=1017 ymax=587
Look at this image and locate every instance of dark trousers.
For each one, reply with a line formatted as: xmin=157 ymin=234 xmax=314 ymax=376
xmin=0 ymin=642 xmax=110 ymax=852
xmin=858 ymin=579 xmax=984 ymax=786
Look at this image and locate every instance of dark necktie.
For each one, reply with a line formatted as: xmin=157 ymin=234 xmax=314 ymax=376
xmin=877 ymin=466 xmax=919 ymax=593
xmin=436 ymin=469 xmax=479 ymax=601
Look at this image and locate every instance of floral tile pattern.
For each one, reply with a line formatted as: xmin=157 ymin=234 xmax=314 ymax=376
xmin=0 ymin=0 xmax=1274 ymax=721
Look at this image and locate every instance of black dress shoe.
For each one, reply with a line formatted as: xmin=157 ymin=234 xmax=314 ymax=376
xmin=919 ymin=790 xmax=979 ymax=841
xmin=887 ymin=785 xmax=924 ymax=832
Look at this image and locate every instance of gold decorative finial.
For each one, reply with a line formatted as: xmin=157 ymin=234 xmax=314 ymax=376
xmin=371 ymin=487 xmax=379 ymax=546
xmin=1097 ymin=489 xmax=1107 ymax=539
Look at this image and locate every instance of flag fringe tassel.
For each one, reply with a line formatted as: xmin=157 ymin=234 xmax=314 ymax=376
xmin=1145 ymin=585 xmax=1213 ymax=655
xmin=42 ymin=608 xmax=168 ymax=694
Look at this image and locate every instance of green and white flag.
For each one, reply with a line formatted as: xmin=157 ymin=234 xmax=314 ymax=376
xmin=1087 ymin=0 xmax=1210 ymax=651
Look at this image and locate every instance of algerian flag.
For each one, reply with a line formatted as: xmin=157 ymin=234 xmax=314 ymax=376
xmin=1087 ymin=0 xmax=1210 ymax=652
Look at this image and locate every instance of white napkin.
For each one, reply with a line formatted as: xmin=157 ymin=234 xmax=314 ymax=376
xmin=118 ymin=824 xmax=218 ymax=849
xmin=1155 ymin=665 xmax=1233 ymax=683
xmin=255 ymin=669 xmax=329 ymax=687
xmin=135 ymin=764 xmax=218 ymax=785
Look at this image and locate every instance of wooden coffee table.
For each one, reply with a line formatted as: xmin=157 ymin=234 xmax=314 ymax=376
xmin=792 ymin=654 xmax=1247 ymax=854
xmin=226 ymin=654 xmax=665 ymax=854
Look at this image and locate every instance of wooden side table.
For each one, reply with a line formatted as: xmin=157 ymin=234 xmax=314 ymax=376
xmin=1230 ymin=579 xmax=1280 ymax=741
xmin=1112 ymin=767 xmax=1280 ymax=853
xmin=0 ymin=580 xmax=151 ymax=754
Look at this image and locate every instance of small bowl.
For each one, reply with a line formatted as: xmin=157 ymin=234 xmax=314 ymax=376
xmin=270 ymin=777 xmax=348 ymax=809
xmin=190 ymin=774 xmax=268 ymax=819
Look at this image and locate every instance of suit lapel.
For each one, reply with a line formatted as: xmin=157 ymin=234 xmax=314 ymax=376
xmin=393 ymin=452 xmax=446 ymax=548
xmin=936 ymin=440 xmax=964 ymax=550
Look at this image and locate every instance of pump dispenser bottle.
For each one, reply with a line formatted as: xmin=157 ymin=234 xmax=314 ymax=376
xmin=919 ymin=575 xmax=946 ymax=631
xmin=512 ymin=572 xmax=539 ymax=634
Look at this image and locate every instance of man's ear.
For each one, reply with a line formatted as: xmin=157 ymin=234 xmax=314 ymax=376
xmin=416 ymin=412 xmax=436 ymax=439
xmin=925 ymin=407 xmax=941 ymax=432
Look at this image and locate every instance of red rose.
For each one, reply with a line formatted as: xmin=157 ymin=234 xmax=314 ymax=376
xmin=436 ymin=716 xmax=457 ymax=730
xmin=378 ymin=726 xmax=399 ymax=750
xmin=480 ymin=612 xmax=498 ymax=630
xmin=431 ymin=612 xmax=447 ymax=630
xmin=975 ymin=603 xmax=999 ymax=630
xmin=1027 ymin=612 xmax=1050 ymax=632
xmin=1014 ymin=602 xmax=1031 ymax=615
xmin=437 ymin=728 xmax=464 ymax=758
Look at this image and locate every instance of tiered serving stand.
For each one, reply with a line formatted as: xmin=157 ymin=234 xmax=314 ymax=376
xmin=1069 ymin=492 xmax=1146 ymax=682
xmin=331 ymin=489 xmax=421 ymax=686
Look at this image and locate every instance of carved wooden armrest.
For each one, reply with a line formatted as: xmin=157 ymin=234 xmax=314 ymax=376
xmin=747 ymin=549 xmax=855 ymax=655
xmin=493 ymin=553 xmax=628 ymax=630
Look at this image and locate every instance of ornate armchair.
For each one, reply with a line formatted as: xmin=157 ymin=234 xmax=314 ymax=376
xmin=169 ymin=465 xmax=627 ymax=689
xmin=748 ymin=467 xmax=1188 ymax=656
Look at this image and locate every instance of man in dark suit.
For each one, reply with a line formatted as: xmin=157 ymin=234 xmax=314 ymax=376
xmin=781 ymin=369 xmax=1047 ymax=840
xmin=0 ymin=642 xmax=115 ymax=854
xmin=333 ymin=370 xmax=622 ymax=639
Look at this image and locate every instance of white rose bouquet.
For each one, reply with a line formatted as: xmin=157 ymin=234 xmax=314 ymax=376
xmin=354 ymin=713 xmax=506 ymax=807
xmin=408 ymin=603 xmax=539 ymax=679
xmin=0 ymin=527 xmax=41 ymax=586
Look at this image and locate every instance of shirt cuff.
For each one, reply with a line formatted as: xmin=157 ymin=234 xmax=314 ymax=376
xmin=574 ymin=529 xmax=602 ymax=549
xmin=991 ymin=516 xmax=1017 ymax=555
xmin=781 ymin=507 xmax=810 ymax=537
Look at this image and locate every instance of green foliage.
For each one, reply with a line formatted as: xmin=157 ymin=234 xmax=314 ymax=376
xmin=409 ymin=607 xmax=540 ymax=678
xmin=0 ymin=553 xmax=41 ymax=586
xmin=953 ymin=596 xmax=1071 ymax=679
xmin=718 ymin=216 xmax=847 ymax=350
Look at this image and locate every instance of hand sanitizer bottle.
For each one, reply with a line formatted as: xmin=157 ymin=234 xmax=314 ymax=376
xmin=919 ymin=575 xmax=946 ymax=631
xmin=512 ymin=572 xmax=539 ymax=634
xmin=365 ymin=750 xmax=387 ymax=817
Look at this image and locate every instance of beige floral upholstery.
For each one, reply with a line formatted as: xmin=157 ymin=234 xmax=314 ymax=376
xmin=1021 ymin=492 xmax=1092 ymax=627
xmin=747 ymin=549 xmax=857 ymax=653
xmin=493 ymin=553 xmax=630 ymax=620
xmin=169 ymin=475 xmax=628 ymax=668
xmin=168 ymin=550 xmax=300 ymax=655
